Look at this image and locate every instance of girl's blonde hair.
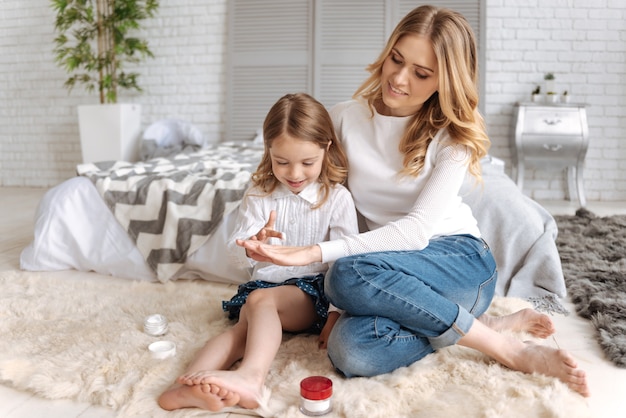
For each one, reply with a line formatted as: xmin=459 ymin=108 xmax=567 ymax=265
xmin=354 ymin=5 xmax=489 ymax=181
xmin=252 ymin=93 xmax=349 ymax=208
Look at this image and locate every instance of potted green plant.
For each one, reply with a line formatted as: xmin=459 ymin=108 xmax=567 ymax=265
xmin=545 ymin=92 xmax=559 ymax=104
xmin=531 ymin=85 xmax=542 ymax=103
xmin=51 ymin=0 xmax=159 ymax=163
xmin=544 ymin=72 xmax=555 ymax=91
xmin=543 ymin=73 xmax=558 ymax=104
xmin=562 ymin=90 xmax=570 ymax=103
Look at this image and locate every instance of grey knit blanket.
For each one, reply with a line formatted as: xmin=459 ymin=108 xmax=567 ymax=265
xmin=77 ymin=142 xmax=263 ymax=282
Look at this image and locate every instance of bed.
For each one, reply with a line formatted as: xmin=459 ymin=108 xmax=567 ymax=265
xmin=19 ymin=140 xmax=567 ymax=310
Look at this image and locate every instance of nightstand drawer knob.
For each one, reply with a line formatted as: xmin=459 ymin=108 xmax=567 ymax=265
xmin=542 ymin=144 xmax=563 ymax=152
xmin=542 ymin=118 xmax=562 ymax=126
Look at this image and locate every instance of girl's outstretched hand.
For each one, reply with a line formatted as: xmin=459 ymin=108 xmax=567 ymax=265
xmin=252 ymin=210 xmax=284 ymax=243
xmin=241 ymin=210 xmax=284 ymax=258
xmin=236 ymin=239 xmax=322 ymax=266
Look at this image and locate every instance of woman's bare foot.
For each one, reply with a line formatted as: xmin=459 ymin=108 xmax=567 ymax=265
xmin=462 ymin=315 xmax=589 ymax=397
xmin=178 ymin=369 xmax=264 ymax=409
xmin=480 ymin=308 xmax=555 ymax=338
xmin=507 ymin=341 xmax=590 ymax=397
xmin=158 ymin=382 xmax=240 ymax=411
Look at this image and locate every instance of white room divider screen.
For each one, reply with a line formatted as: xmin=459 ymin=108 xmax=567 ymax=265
xmin=226 ymin=0 xmax=484 ymax=142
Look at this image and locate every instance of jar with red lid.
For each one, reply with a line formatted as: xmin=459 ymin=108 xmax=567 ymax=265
xmin=299 ymin=376 xmax=333 ymax=416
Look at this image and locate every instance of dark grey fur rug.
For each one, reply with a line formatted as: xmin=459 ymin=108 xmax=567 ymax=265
xmin=554 ymin=208 xmax=626 ymax=368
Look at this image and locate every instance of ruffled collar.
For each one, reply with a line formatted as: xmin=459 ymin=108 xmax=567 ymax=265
xmin=271 ymin=182 xmax=322 ymax=205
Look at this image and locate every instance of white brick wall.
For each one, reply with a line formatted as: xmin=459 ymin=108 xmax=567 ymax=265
xmin=1 ymin=0 xmax=625 ymax=201
xmin=485 ymin=0 xmax=626 ymax=201
xmin=0 ymin=0 xmax=227 ymax=187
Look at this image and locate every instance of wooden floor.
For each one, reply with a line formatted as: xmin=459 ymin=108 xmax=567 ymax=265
xmin=1 ymin=187 xmax=625 ymax=418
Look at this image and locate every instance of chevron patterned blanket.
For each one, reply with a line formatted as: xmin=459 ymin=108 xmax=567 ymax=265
xmin=76 ymin=142 xmax=263 ymax=282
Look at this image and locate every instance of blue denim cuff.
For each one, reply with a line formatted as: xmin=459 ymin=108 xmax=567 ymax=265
xmin=428 ymin=306 xmax=475 ymax=350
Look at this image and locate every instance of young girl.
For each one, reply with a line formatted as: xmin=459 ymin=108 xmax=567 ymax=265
xmin=157 ymin=93 xmax=358 ymax=412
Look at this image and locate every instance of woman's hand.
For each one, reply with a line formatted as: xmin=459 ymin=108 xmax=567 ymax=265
xmin=236 ymin=239 xmax=322 ymax=266
xmin=318 ymin=311 xmax=340 ymax=349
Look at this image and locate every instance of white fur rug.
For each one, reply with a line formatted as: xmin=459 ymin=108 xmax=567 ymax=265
xmin=0 ymin=270 xmax=591 ymax=418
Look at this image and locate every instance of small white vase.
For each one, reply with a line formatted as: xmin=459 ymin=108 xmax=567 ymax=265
xmin=545 ymin=94 xmax=559 ymax=104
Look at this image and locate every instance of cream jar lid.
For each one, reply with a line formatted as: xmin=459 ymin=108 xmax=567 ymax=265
xmin=148 ymin=340 xmax=176 ymax=359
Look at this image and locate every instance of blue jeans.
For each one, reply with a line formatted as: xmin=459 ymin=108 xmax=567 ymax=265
xmin=325 ymin=234 xmax=497 ymax=377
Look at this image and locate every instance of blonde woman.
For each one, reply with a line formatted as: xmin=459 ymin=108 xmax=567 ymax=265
xmin=239 ymin=5 xmax=589 ymax=399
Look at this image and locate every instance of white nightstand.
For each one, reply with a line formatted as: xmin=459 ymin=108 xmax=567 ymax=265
xmin=511 ymin=102 xmax=589 ymax=207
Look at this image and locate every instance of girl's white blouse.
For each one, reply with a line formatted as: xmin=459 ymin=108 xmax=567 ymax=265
xmin=229 ymin=182 xmax=358 ymax=283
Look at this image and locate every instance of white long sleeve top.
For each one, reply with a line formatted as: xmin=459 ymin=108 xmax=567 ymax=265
xmin=229 ymin=182 xmax=358 ymax=283
xmin=318 ymin=99 xmax=481 ymax=263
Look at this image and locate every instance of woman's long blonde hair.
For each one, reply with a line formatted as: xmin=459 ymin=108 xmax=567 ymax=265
xmin=354 ymin=5 xmax=489 ymax=181
xmin=251 ymin=93 xmax=349 ymax=208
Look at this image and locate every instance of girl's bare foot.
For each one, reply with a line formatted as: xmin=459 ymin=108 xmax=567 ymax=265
xmin=507 ymin=341 xmax=590 ymax=397
xmin=158 ymin=382 xmax=240 ymax=411
xmin=480 ymin=308 xmax=555 ymax=338
xmin=179 ymin=369 xmax=264 ymax=409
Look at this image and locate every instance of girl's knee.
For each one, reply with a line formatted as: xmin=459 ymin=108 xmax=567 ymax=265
xmin=244 ymin=288 xmax=275 ymax=309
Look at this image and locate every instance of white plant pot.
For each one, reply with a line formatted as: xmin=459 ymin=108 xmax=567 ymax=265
xmin=78 ymin=103 xmax=142 ymax=163
xmin=545 ymin=94 xmax=559 ymax=104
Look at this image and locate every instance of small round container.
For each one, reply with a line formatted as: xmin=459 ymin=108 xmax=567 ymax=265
xmin=148 ymin=340 xmax=176 ymax=359
xmin=144 ymin=314 xmax=168 ymax=336
xmin=299 ymin=376 xmax=333 ymax=416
